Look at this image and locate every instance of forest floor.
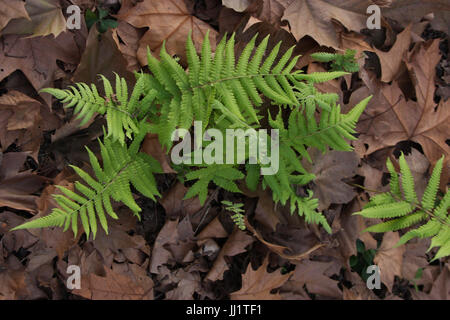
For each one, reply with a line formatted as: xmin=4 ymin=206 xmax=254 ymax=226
xmin=0 ymin=0 xmax=449 ymax=300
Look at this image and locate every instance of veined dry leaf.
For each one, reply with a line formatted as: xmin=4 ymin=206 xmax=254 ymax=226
xmin=353 ymin=40 xmax=450 ymax=164
xmin=73 ymin=267 xmax=153 ymax=300
xmin=116 ymin=0 xmax=218 ymax=66
xmin=282 ymin=0 xmax=368 ymax=49
xmin=1 ymin=0 xmax=66 ymax=38
xmin=230 ymin=256 xmax=291 ymax=299
xmin=375 ymin=24 xmax=412 ymax=83
xmin=0 ymin=0 xmax=29 ymax=32
xmin=374 ymin=232 xmax=405 ymax=291
xmin=0 ymin=33 xmax=81 ymax=106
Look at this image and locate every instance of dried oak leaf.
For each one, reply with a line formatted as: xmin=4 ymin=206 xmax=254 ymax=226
xmin=0 ymin=0 xmax=29 ymax=32
xmin=230 ymin=256 xmax=292 ymax=300
xmin=282 ymin=0 xmax=368 ymax=49
xmin=1 ymin=0 xmax=66 ymax=38
xmin=115 ymin=0 xmax=218 ymax=66
xmin=374 ymin=232 xmax=405 ymax=292
xmin=73 ymin=266 xmax=153 ymax=300
xmin=353 ymin=40 xmax=450 ymax=164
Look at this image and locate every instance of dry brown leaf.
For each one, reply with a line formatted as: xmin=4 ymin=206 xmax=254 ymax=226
xmin=353 ymin=40 xmax=450 ymax=164
xmin=382 ymin=0 xmax=450 ymax=35
xmin=72 ymin=27 xmax=134 ymax=92
xmin=247 ymin=0 xmax=294 ymax=27
xmin=113 ymin=21 xmax=145 ymax=72
xmin=0 ymin=151 xmax=48 ymax=213
xmin=158 ymin=182 xmax=202 ymax=218
xmin=230 ymin=255 xmax=292 ymax=299
xmin=222 ymin=0 xmax=252 ymax=12
xmin=116 ymin=0 xmax=218 ymax=66
xmin=0 ymin=0 xmax=29 ymax=32
xmin=206 ymin=228 xmax=254 ymax=281
xmin=0 ymin=33 xmax=80 ymax=106
xmin=1 ymin=0 xmax=66 ymax=38
xmin=73 ymin=266 xmax=153 ymax=300
xmin=374 ymin=232 xmax=405 ymax=291
xmin=141 ymin=133 xmax=176 ymax=174
xmin=282 ymin=0 xmax=368 ymax=49
xmin=283 ymin=259 xmax=342 ymax=299
xmin=375 ymin=24 xmax=412 ymax=83
xmin=0 ymin=91 xmax=44 ymax=159
xmin=303 ymin=149 xmax=359 ymax=210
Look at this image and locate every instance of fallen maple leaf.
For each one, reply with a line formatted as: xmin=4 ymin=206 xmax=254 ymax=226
xmin=353 ymin=40 xmax=450 ymax=164
xmin=1 ymin=0 xmax=66 ymax=38
xmin=0 ymin=33 xmax=81 ymax=106
xmin=282 ymin=0 xmax=368 ymax=49
xmin=116 ymin=0 xmax=218 ymax=66
xmin=230 ymin=256 xmax=291 ymax=299
xmin=73 ymin=266 xmax=153 ymax=300
xmin=375 ymin=24 xmax=412 ymax=83
xmin=0 ymin=0 xmax=29 ymax=32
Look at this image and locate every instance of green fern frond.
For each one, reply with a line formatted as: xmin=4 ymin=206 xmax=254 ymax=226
xmin=356 ymin=155 xmax=449 ymax=260
xmin=12 ymin=127 xmax=162 ymax=238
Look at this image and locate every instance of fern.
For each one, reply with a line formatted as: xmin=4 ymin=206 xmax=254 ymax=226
xmin=222 ymin=201 xmax=246 ymax=230
xmin=311 ymin=49 xmax=359 ymax=73
xmin=12 ymin=124 xmax=162 ymax=239
xmin=354 ymin=153 xmax=450 ymax=260
xmin=15 ymin=32 xmax=372 ymax=237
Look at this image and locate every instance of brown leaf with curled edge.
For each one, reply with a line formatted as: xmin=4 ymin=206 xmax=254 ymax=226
xmin=116 ymin=0 xmax=218 ymax=66
xmin=375 ymin=24 xmax=412 ymax=83
xmin=374 ymin=232 xmax=405 ymax=292
xmin=303 ymin=149 xmax=359 ymax=211
xmin=382 ymin=0 xmax=450 ymax=36
xmin=353 ymin=40 xmax=450 ymax=164
xmin=230 ymin=255 xmax=292 ymax=300
xmin=282 ymin=0 xmax=368 ymax=49
xmin=0 ymin=0 xmax=29 ymax=32
xmin=113 ymin=21 xmax=145 ymax=72
xmin=412 ymin=263 xmax=450 ymax=300
xmin=206 ymin=228 xmax=254 ymax=281
xmin=0 ymin=33 xmax=80 ymax=106
xmin=1 ymin=0 xmax=66 ymax=38
xmin=222 ymin=0 xmax=252 ymax=12
xmin=73 ymin=266 xmax=153 ymax=300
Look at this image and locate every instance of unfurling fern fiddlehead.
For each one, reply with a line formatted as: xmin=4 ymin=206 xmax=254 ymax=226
xmin=14 ymin=31 xmax=373 ymax=238
xmin=354 ymin=153 xmax=450 ymax=260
